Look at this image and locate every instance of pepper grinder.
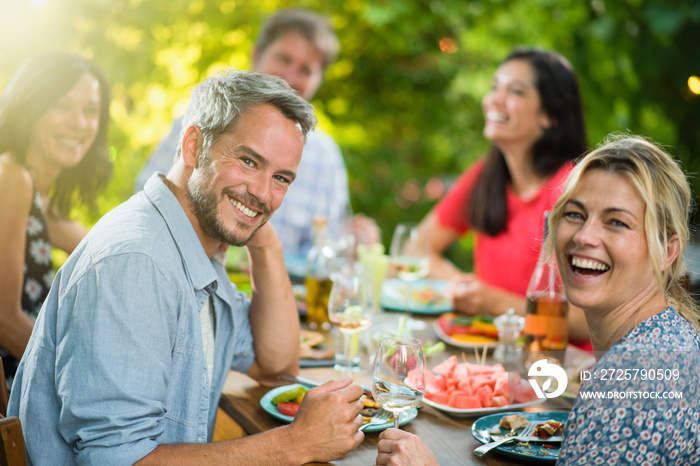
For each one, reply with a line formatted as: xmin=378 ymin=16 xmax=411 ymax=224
xmin=493 ymin=308 xmax=525 ymax=370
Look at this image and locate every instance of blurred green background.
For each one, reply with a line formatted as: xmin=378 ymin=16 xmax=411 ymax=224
xmin=1 ymin=0 xmax=699 ymax=267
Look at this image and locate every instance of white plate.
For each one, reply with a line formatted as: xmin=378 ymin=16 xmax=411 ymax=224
xmin=422 ymin=396 xmax=545 ymax=417
xmin=432 ymin=318 xmax=497 ymax=349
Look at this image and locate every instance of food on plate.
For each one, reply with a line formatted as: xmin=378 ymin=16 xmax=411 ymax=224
xmin=272 ymin=386 xmax=388 ymax=426
xmin=437 ymin=313 xmax=499 ymax=344
xmin=300 ymin=330 xmax=324 ymax=347
xmin=360 ymin=393 xmax=381 ymax=421
xmin=411 ymin=286 xmax=446 ymax=305
xmin=500 ymin=414 xmax=529 ymax=430
xmin=299 ymin=330 xmax=334 ymax=359
xmin=277 ymin=401 xmax=301 ymax=416
xmin=534 ymin=420 xmax=563 ymax=438
xmin=271 ymin=386 xmax=307 ymax=417
xmin=410 ymin=355 xmax=539 ymax=409
xmin=272 ymin=386 xmax=306 ymax=405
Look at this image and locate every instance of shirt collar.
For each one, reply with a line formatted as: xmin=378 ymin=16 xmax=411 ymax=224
xmin=143 ymin=173 xmax=218 ymax=293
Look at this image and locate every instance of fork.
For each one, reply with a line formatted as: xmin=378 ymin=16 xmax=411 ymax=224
xmin=474 ymin=425 xmax=537 ymax=457
xmin=359 ymin=409 xmax=394 ymax=431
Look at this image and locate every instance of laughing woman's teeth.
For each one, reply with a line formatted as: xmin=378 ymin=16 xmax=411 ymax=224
xmin=231 ymin=199 xmax=257 ymax=218
xmin=571 ymin=257 xmax=609 ymax=271
xmin=487 ymin=111 xmax=507 ymax=122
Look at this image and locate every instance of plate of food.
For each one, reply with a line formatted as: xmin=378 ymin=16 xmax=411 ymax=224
xmin=471 ymin=411 xmax=568 ymax=463
xmin=433 ymin=312 xmax=498 ymax=349
xmin=380 ymin=279 xmax=452 ymax=314
xmin=299 ymin=330 xmax=335 ymax=367
xmin=418 ymin=355 xmax=543 ymax=417
xmin=260 ymin=384 xmax=418 ymax=432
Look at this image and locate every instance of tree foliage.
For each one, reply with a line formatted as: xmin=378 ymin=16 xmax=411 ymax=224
xmin=1 ymin=0 xmax=698 ymax=253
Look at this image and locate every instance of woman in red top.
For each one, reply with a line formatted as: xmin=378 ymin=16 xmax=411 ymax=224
xmin=419 ymin=47 xmax=590 ymax=345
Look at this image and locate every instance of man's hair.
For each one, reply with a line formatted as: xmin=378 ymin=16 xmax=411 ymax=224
xmin=180 ymin=69 xmax=317 ymax=162
xmin=254 ymin=8 xmax=340 ymax=69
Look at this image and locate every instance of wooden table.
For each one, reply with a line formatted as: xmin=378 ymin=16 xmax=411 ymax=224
xmin=219 ymin=314 xmax=576 ymax=465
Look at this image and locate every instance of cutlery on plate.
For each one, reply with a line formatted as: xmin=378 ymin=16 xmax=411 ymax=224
xmin=358 ymin=409 xmax=393 ymax=431
xmin=277 ymin=374 xmax=322 ymax=387
xmin=474 ymin=425 xmax=563 ymax=457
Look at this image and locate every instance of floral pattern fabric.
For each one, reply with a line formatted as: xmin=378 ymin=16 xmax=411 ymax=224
xmin=1 ymin=191 xmax=54 ymax=382
xmin=559 ymin=308 xmax=700 ymax=465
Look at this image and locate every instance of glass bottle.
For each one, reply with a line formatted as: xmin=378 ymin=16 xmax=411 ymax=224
xmin=305 ymin=216 xmax=334 ymax=330
xmin=523 ymin=212 xmax=569 ymax=360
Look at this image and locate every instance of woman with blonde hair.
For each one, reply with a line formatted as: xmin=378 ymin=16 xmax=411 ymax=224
xmin=548 ymin=135 xmax=700 ymax=464
xmin=373 ymin=136 xmax=700 ymax=465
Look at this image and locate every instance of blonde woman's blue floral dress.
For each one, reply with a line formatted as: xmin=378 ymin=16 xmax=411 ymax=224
xmin=559 ymin=308 xmax=700 ymax=465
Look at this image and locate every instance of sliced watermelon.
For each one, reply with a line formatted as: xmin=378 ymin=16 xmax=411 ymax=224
xmin=448 ymin=392 xmax=482 ymax=409
xmin=432 ymin=355 xmax=458 ymax=377
xmin=475 ymin=385 xmax=494 ymax=408
xmin=426 ymin=391 xmax=450 ymax=405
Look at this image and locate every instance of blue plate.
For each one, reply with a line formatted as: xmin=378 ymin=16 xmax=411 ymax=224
xmin=260 ymin=384 xmax=419 ymax=432
xmin=381 ymin=279 xmax=452 ymax=314
xmin=471 ymin=411 xmax=569 ymax=463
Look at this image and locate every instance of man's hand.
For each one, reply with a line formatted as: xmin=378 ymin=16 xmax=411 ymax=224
xmin=287 ymin=378 xmax=365 ymax=463
xmin=375 ymin=428 xmax=438 ymax=466
xmin=245 ymin=222 xmax=281 ymax=250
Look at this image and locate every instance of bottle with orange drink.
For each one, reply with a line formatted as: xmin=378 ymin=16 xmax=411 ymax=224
xmin=523 ymin=212 xmax=568 ymax=362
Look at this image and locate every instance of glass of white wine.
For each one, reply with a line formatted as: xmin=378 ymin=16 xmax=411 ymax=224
xmin=389 ymin=223 xmax=430 ymax=310
xmin=371 ymin=336 xmax=425 ymax=429
xmin=328 ymin=264 xmax=374 ymax=377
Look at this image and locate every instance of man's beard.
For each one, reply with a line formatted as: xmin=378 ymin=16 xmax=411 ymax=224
xmin=186 ymin=163 xmax=269 ymax=247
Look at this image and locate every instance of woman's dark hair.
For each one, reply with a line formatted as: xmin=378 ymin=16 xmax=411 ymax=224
xmin=469 ymin=47 xmax=587 ymax=235
xmin=0 ymin=51 xmax=112 ymax=216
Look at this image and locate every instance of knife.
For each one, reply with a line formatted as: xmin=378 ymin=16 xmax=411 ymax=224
xmin=278 ymin=374 xmax=323 ymax=387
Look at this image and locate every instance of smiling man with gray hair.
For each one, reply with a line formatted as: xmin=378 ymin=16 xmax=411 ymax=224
xmin=9 ymin=70 xmax=365 ymax=465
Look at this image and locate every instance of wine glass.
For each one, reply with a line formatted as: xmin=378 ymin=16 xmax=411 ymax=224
xmin=371 ymin=336 xmax=425 ymax=429
xmin=328 ymin=265 xmax=374 ymax=377
xmin=389 ymin=223 xmax=430 ymax=310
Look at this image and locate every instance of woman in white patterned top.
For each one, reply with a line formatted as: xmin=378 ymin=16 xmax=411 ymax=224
xmin=0 ymin=51 xmax=112 ymax=386
xmin=547 ymin=135 xmax=700 ymax=465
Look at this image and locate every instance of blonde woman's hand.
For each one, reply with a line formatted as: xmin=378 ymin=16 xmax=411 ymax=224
xmin=375 ymin=428 xmax=438 ymax=466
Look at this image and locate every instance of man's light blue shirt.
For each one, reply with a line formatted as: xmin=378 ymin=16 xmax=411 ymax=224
xmin=8 ymin=174 xmax=255 ymax=465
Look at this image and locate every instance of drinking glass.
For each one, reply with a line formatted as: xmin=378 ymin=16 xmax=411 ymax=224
xmin=389 ymin=223 xmax=430 ymax=310
xmin=370 ymin=336 xmax=425 ymax=429
xmin=328 ymin=265 xmax=374 ymax=377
